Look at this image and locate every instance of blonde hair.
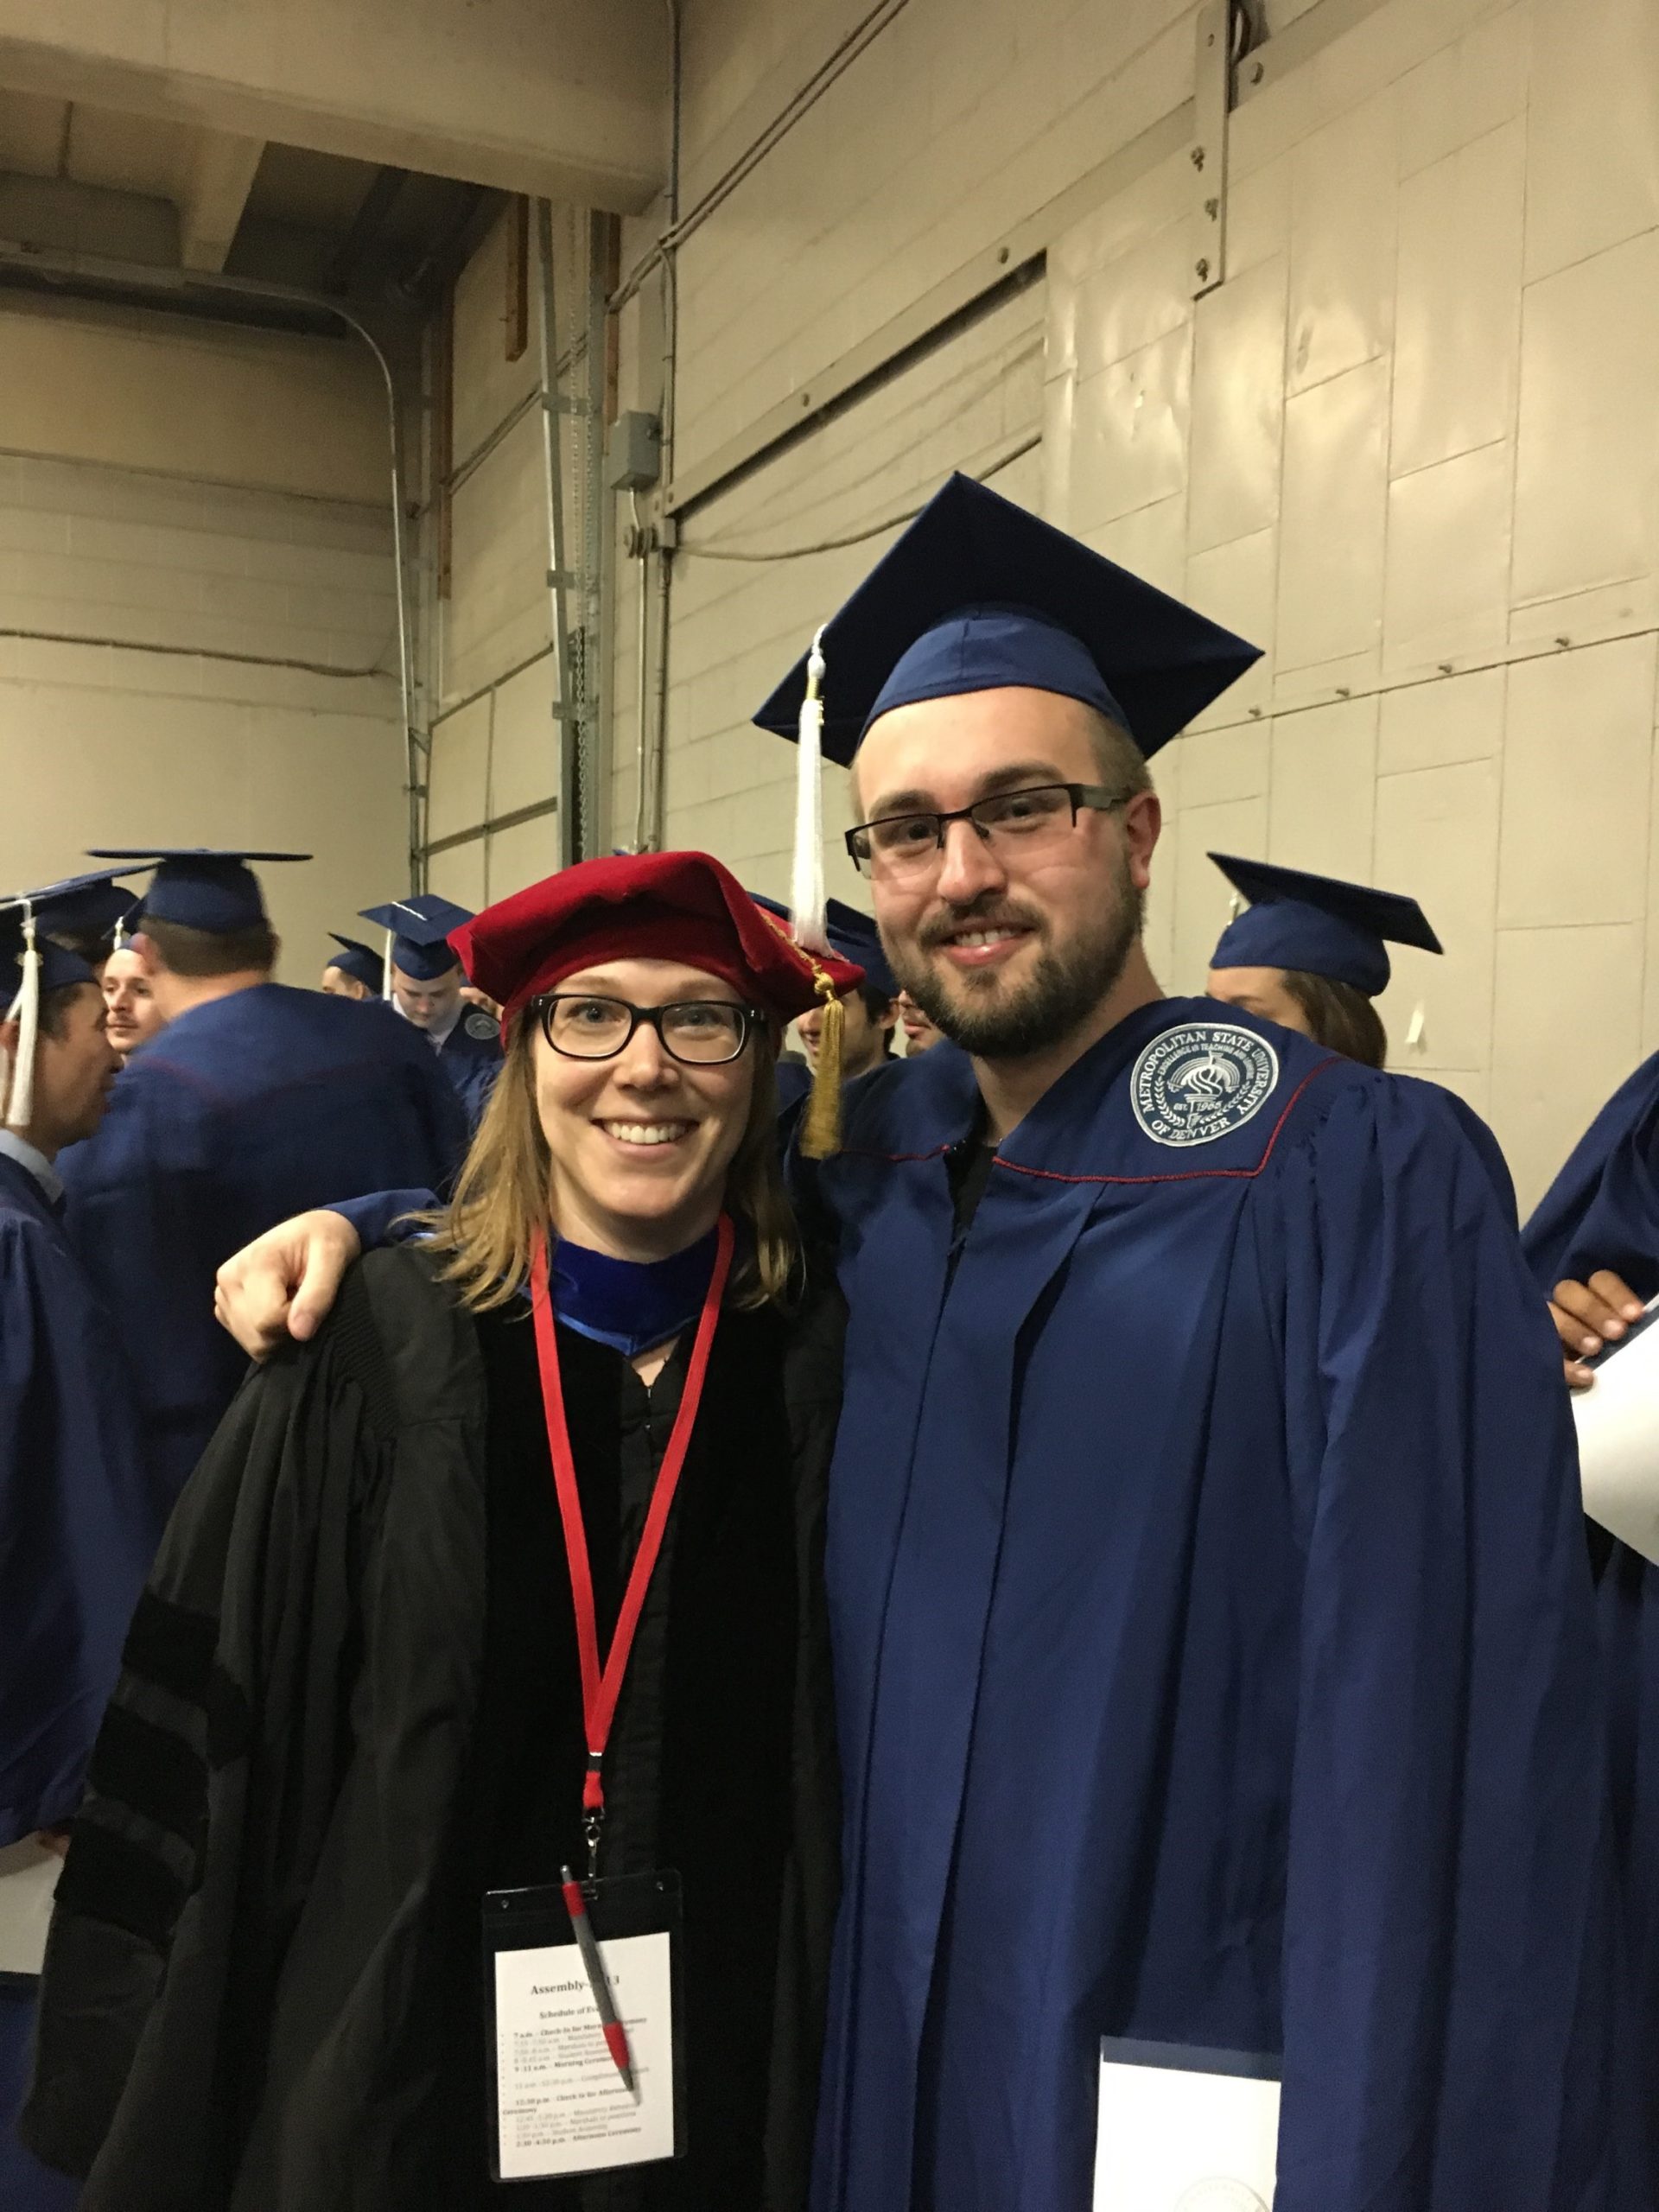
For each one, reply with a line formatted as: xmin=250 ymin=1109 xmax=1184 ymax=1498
xmin=415 ymin=1010 xmax=799 ymax=1313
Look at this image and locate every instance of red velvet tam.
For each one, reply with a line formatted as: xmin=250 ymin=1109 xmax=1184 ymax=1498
xmin=448 ymin=850 xmax=865 ymax=1036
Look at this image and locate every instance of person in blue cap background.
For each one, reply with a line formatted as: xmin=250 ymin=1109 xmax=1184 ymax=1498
xmin=749 ymin=893 xmax=899 ymax=1111
xmin=210 ymin=471 xmax=1643 ymax=2211
xmin=57 ymin=849 xmax=469 ymax=1516
xmin=1203 ymin=852 xmax=1443 ymax=1070
xmin=0 ymin=889 xmax=152 ymax=2212
xmin=320 ymin=933 xmax=383 ymax=1001
xmin=797 ymin=899 xmax=900 ymax=1085
xmin=19 ymin=873 xmax=138 ymax=980
xmin=749 ymin=472 xmax=1636 ymax=2210
xmin=359 ymin=893 xmax=503 ymax=1128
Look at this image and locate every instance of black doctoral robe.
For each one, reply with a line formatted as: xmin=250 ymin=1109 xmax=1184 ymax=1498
xmin=22 ymin=1244 xmax=842 ymax=2212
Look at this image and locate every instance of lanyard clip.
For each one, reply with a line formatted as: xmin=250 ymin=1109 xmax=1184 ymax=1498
xmin=583 ymin=1753 xmax=605 ymax=1878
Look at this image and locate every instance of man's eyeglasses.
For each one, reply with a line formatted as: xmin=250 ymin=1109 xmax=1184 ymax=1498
xmin=844 ymin=781 xmax=1125 ymax=880
xmin=533 ymin=995 xmax=760 ymax=1066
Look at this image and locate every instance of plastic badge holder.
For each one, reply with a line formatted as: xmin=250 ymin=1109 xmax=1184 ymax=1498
xmin=484 ymin=1871 xmax=686 ymax=2183
xmin=1573 ymin=1297 xmax=1659 ymax=1566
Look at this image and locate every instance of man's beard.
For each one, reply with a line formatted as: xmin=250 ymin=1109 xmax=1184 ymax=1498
xmin=886 ymin=853 xmax=1145 ymax=1060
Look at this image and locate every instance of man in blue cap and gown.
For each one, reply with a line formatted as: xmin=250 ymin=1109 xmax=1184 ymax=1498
xmin=1204 ymin=852 xmax=1443 ymax=1069
xmin=0 ymin=881 xmax=153 ymax=2211
xmin=750 ymin=474 xmax=1633 ymax=2210
xmin=751 ymin=894 xmax=900 ymax=1111
xmin=198 ymin=475 xmax=1641 ymax=2210
xmin=59 ymin=849 xmax=468 ymax=1514
xmin=319 ymin=933 xmax=382 ymax=1001
xmin=359 ymin=893 xmax=502 ymax=1127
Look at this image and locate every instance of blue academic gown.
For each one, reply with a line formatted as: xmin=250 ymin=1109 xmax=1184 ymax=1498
xmin=59 ymin=982 xmax=467 ymax=1514
xmin=1 ymin=1147 xmax=153 ymax=2212
xmin=800 ymin=1000 xmax=1635 ymax=2212
xmin=431 ymin=1007 xmax=503 ymax=1128
xmin=1522 ymin=1048 xmax=1659 ymax=2185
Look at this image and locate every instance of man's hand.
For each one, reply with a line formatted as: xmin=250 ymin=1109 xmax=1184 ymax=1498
xmin=1549 ymin=1270 xmax=1647 ymax=1389
xmin=214 ymin=1210 xmax=363 ymax=1358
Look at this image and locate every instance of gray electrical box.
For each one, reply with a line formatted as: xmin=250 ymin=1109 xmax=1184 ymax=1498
xmin=606 ymin=410 xmax=662 ymax=491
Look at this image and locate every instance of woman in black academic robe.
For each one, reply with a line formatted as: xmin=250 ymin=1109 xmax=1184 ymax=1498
xmin=22 ymin=853 xmax=856 ymax=2212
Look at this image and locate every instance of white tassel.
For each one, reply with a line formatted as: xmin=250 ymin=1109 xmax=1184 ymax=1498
xmin=791 ymin=626 xmax=830 ymax=956
xmin=383 ymin=931 xmax=395 ymax=997
xmin=1405 ymin=1000 xmax=1427 ymax=1052
xmin=6 ymin=906 xmax=41 ymax=1131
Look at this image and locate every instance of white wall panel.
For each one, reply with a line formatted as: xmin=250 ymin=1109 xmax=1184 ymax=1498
xmin=1372 ymin=757 xmax=1499 ymax=1071
xmin=1492 ymin=922 xmax=1644 ymax=1213
xmin=1185 ymin=529 xmax=1276 ymax=731
xmin=1268 ymin=696 xmax=1376 ymax=878
xmin=1513 ymin=228 xmax=1659 ymax=616
xmin=1497 ymin=638 xmax=1656 ymax=930
xmin=1382 ymin=440 xmax=1513 ymax=678
xmin=1276 ymin=358 xmax=1388 ymax=677
xmin=1392 ymin=120 xmax=1523 ymax=477
xmin=1524 ymin=0 xmax=1659 ymax=283
xmin=1286 ymin=95 xmax=1396 ymax=396
xmin=1187 ymin=257 xmax=1287 ymax=554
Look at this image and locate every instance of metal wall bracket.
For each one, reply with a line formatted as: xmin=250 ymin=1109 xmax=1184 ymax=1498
xmin=1192 ymin=0 xmax=1231 ymax=297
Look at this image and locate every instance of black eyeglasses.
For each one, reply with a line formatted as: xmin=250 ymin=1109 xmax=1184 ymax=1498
xmin=844 ymin=781 xmax=1125 ymax=878
xmin=533 ymin=993 xmax=761 ymax=1066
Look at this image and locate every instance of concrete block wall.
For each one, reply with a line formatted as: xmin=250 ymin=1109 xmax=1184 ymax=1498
xmin=0 ymin=291 xmax=408 ymax=980
xmin=1039 ymin=0 xmax=1659 ymax=1208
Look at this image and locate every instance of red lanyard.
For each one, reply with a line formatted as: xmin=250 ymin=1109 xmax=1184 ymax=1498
xmin=529 ymin=1212 xmax=734 ymax=1874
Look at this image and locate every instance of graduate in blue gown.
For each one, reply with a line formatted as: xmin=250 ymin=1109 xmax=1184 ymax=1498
xmin=319 ymin=932 xmax=383 ymax=999
xmin=60 ymin=850 xmax=468 ymax=1514
xmin=1204 ymin=852 xmax=1442 ymax=1069
xmin=1522 ymin=1063 xmax=1659 ymax=2188
xmin=750 ymin=894 xmax=901 ymax=1113
xmin=0 ymin=889 xmax=153 ymax=2212
xmin=359 ymin=893 xmax=503 ymax=1127
xmin=749 ymin=474 xmax=1637 ymax=2211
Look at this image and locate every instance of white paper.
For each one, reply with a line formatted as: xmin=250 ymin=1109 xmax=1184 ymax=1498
xmin=1573 ymin=1302 xmax=1659 ymax=1566
xmin=1095 ymin=2045 xmax=1279 ymax=2210
xmin=0 ymin=1838 xmax=61 ymax=1976
xmin=493 ymin=1929 xmax=675 ymax=2179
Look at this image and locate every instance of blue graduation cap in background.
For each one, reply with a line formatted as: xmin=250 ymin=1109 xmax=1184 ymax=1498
xmin=0 ymin=880 xmax=113 ymax=1131
xmin=1207 ymin=853 xmax=1442 ymax=999
xmin=751 ymin=473 xmax=1261 ymax=960
xmin=823 ymin=899 xmax=898 ymax=1001
xmin=13 ymin=867 xmax=142 ymax=952
xmin=89 ymin=848 xmax=309 ymax=934
xmin=359 ymin=893 xmax=474 ymax=987
xmin=325 ymin=933 xmax=384 ymax=994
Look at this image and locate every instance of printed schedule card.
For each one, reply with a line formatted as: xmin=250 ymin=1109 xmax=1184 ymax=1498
xmin=493 ymin=1929 xmax=676 ymax=2178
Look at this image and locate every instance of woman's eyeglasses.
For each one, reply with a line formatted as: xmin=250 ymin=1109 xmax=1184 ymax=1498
xmin=533 ymin=994 xmax=760 ymax=1066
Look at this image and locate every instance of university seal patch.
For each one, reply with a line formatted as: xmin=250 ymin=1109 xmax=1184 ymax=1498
xmin=1130 ymin=1023 xmax=1279 ymax=1149
xmin=464 ymin=1009 xmax=500 ymax=1040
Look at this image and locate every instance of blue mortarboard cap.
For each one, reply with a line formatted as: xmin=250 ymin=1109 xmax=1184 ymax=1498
xmin=1207 ymin=853 xmax=1443 ymax=998
xmin=0 ymin=917 xmax=97 ymax=1001
xmin=359 ymin=893 xmax=474 ymax=982
xmin=751 ymin=474 xmax=1261 ymax=766
xmin=89 ymin=848 xmax=308 ymax=934
xmin=325 ymin=933 xmax=384 ymax=993
xmin=10 ymin=867 xmax=141 ymax=948
xmin=823 ymin=899 xmax=898 ymax=1000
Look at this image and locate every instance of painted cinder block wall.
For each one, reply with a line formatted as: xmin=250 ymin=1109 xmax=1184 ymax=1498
xmin=0 ymin=289 xmax=408 ymax=978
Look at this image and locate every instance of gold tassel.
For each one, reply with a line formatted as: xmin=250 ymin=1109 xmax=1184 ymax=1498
xmin=799 ymin=966 xmax=845 ymax=1160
